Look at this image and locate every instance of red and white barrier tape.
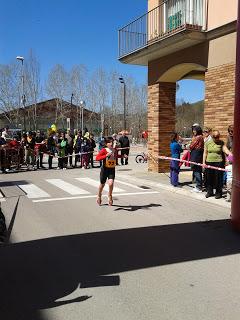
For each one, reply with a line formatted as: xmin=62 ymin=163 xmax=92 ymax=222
xmin=158 ymin=155 xmax=228 ymax=172
xmin=36 ymin=146 xmax=130 ymax=160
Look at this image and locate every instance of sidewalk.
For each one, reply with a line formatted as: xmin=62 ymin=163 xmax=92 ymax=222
xmin=117 ymin=149 xmax=231 ymax=209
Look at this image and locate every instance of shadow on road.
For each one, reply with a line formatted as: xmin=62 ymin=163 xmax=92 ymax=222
xmin=113 ymin=203 xmax=162 ymax=212
xmin=0 ymin=219 xmax=239 ymax=319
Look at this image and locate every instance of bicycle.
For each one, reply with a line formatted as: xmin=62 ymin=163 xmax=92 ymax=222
xmin=135 ymin=152 xmax=148 ymax=163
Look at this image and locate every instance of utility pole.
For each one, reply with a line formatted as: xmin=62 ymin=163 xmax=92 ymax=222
xmin=70 ymin=93 xmax=74 ymax=130
xmin=16 ymin=56 xmax=26 ymax=131
xmin=80 ymin=100 xmax=85 ymax=132
xmin=231 ymin=0 xmax=240 ymax=230
xmin=119 ymin=76 xmax=127 ymax=131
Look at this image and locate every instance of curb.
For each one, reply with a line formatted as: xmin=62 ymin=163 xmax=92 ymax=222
xmin=118 ymin=173 xmax=231 ymax=209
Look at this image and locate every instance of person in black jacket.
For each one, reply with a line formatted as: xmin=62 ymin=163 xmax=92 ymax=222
xmin=66 ymin=130 xmax=74 ymax=168
xmin=26 ymin=132 xmax=36 ymax=169
xmin=119 ymin=131 xmax=129 ymax=165
xmin=89 ymin=133 xmax=96 ymax=168
xmin=47 ymin=132 xmax=56 ymax=169
xmin=35 ymin=130 xmax=45 ymax=169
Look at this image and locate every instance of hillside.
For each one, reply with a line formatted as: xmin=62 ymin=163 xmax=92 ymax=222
xmin=176 ymin=100 xmax=204 ymax=136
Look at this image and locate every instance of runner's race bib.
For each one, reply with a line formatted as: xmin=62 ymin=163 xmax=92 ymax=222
xmin=105 ymin=159 xmax=116 ymax=168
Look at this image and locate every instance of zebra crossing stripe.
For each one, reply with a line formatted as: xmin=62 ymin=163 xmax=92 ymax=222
xmin=114 ymin=179 xmax=144 ymax=190
xmin=46 ymin=179 xmax=90 ymax=195
xmin=75 ymin=177 xmax=125 ymax=193
xmin=18 ymin=184 xmax=50 ymax=199
xmin=0 ymin=190 xmax=5 ymax=201
xmin=32 ymin=191 xmax=159 ymax=203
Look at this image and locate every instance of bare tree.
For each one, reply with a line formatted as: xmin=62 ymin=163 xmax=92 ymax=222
xmin=45 ymin=64 xmax=70 ymax=127
xmin=70 ymin=64 xmax=88 ymax=130
xmin=108 ymin=71 xmax=122 ymax=134
xmin=0 ymin=63 xmax=20 ymax=126
xmin=117 ymin=76 xmax=147 ymax=138
xmin=24 ymin=50 xmax=41 ymax=130
xmin=87 ymin=68 xmax=109 ymax=134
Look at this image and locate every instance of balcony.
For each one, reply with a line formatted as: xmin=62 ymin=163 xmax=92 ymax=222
xmin=118 ymin=0 xmax=207 ymax=65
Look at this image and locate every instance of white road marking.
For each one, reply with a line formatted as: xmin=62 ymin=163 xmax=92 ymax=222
xmin=32 ymin=191 xmax=159 ymax=203
xmin=18 ymin=184 xmax=50 ymax=199
xmin=46 ymin=179 xmax=90 ymax=195
xmin=114 ymin=179 xmax=145 ymax=190
xmin=75 ymin=177 xmax=125 ymax=193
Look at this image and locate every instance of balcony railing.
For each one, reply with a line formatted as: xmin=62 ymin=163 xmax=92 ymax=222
xmin=118 ymin=0 xmax=206 ymax=58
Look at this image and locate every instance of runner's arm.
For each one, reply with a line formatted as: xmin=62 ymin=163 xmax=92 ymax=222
xmin=96 ymin=149 xmax=108 ymax=161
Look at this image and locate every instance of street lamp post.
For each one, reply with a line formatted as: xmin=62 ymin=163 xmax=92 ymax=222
xmin=119 ymin=76 xmax=126 ymax=131
xmin=71 ymin=93 xmax=74 ymax=107
xmin=16 ymin=56 xmax=26 ymax=131
xmin=80 ymin=100 xmax=85 ymax=132
xmin=70 ymin=93 xmax=74 ymax=129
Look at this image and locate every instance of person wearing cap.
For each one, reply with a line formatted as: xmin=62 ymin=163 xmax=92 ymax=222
xmin=192 ymin=123 xmax=200 ymax=130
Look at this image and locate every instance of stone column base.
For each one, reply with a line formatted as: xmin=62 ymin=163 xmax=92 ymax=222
xmin=148 ymin=82 xmax=176 ymax=173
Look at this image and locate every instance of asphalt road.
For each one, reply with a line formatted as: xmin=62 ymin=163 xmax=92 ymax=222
xmin=0 ymin=153 xmax=240 ymax=320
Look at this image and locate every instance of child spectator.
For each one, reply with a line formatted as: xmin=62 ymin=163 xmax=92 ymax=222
xmin=81 ymin=138 xmax=90 ymax=169
xmin=170 ymin=132 xmax=183 ymax=187
xmin=226 ymin=155 xmax=233 ymax=202
xmin=57 ymin=132 xmax=68 ymax=170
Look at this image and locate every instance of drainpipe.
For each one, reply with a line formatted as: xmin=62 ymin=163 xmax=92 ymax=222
xmin=231 ymin=0 xmax=240 ymax=230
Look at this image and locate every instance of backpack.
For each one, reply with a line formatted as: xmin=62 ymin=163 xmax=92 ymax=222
xmin=60 ymin=140 xmax=67 ymax=148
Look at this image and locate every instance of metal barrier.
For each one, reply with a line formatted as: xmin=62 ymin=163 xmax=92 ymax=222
xmin=0 ymin=146 xmax=24 ymax=171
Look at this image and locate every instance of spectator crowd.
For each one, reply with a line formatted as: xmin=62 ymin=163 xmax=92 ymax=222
xmin=0 ymin=127 xmax=130 ymax=173
xmin=170 ymin=124 xmax=234 ymax=202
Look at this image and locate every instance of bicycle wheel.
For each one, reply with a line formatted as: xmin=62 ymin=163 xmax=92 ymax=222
xmin=135 ymin=154 xmax=145 ymax=163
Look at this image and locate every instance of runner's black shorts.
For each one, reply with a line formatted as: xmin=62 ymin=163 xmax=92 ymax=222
xmin=100 ymin=167 xmax=115 ymax=184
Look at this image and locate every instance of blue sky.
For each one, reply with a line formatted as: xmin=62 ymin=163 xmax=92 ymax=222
xmin=0 ymin=0 xmax=204 ymax=103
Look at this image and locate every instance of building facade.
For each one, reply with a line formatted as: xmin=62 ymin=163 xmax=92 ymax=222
xmin=119 ymin=0 xmax=237 ymax=172
xmin=0 ymin=98 xmax=100 ymax=134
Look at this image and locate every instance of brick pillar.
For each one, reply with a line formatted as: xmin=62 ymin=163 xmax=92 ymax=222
xmin=205 ymin=63 xmax=235 ymax=139
xmin=148 ymin=82 xmax=176 ymax=172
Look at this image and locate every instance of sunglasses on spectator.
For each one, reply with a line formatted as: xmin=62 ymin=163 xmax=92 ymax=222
xmin=213 ymin=135 xmax=220 ymax=139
